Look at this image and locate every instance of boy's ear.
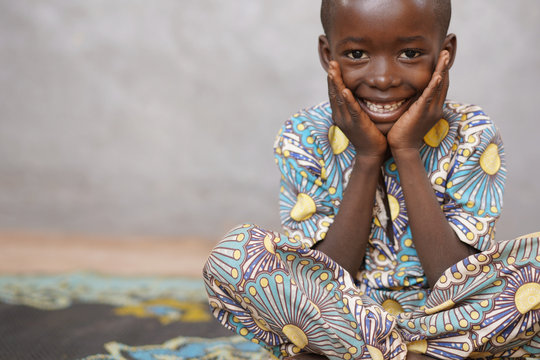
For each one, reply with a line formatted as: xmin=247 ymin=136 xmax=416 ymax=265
xmin=318 ymin=35 xmax=332 ymax=73
xmin=443 ymin=33 xmax=457 ymax=69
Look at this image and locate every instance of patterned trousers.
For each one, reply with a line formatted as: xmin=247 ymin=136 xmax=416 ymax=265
xmin=203 ymin=224 xmax=540 ymax=360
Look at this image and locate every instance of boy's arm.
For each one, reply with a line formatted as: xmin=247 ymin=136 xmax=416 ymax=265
xmin=314 ymin=62 xmax=387 ymax=276
xmin=388 ymin=51 xmax=476 ymax=287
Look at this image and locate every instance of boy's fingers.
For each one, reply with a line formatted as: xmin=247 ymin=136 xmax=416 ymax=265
xmin=342 ymin=88 xmax=368 ymax=126
xmin=327 ymin=61 xmax=352 ymax=125
xmin=435 ymin=63 xmax=450 ymax=109
xmin=421 ymin=50 xmax=450 ymax=108
xmin=418 ymin=72 xmax=442 ymax=109
xmin=327 ymin=74 xmax=346 ymax=124
xmin=328 ymin=61 xmax=347 ymax=94
xmin=434 ymin=50 xmax=450 ymax=75
xmin=432 ymin=50 xmax=451 ymax=109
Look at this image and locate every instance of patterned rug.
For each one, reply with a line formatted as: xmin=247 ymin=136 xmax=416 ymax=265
xmin=0 ymin=272 xmax=271 ymax=360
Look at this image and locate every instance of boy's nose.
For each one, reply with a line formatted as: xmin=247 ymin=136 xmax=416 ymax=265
xmin=365 ymin=60 xmax=400 ymax=91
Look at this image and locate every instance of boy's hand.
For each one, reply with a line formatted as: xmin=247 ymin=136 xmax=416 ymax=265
xmin=327 ymin=61 xmax=387 ymax=158
xmin=387 ymin=50 xmax=451 ymax=151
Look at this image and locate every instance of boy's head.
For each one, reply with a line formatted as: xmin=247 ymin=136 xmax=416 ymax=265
xmin=318 ymin=0 xmax=457 ymax=134
xmin=321 ymin=0 xmax=451 ymax=41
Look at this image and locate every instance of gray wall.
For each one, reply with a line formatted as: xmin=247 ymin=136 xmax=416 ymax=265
xmin=0 ymin=1 xmax=539 ymax=242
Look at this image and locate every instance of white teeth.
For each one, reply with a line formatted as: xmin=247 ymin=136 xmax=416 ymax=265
xmin=364 ymin=99 xmax=405 ymax=113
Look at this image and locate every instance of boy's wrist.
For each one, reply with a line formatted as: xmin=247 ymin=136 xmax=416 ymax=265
xmin=390 ymin=146 xmax=421 ymax=160
xmin=353 ymin=153 xmax=386 ymax=170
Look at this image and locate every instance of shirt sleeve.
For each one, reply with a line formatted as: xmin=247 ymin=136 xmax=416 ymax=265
xmin=443 ymin=106 xmax=506 ymax=251
xmin=273 ymin=115 xmax=337 ymax=248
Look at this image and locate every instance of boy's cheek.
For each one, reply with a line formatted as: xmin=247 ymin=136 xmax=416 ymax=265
xmin=411 ymin=69 xmax=434 ymax=91
xmin=340 ymin=69 xmax=365 ymax=89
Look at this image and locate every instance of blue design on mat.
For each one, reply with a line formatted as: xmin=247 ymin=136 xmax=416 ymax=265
xmin=79 ymin=335 xmax=272 ymax=360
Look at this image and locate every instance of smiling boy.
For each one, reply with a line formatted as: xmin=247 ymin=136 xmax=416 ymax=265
xmin=203 ymin=1 xmax=540 ymax=359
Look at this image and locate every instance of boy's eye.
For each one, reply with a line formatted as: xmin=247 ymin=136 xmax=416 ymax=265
xmin=399 ymin=50 xmax=421 ymax=59
xmin=346 ymin=50 xmax=367 ymax=60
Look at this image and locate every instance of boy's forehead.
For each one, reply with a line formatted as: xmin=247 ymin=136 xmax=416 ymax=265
xmin=335 ymin=0 xmax=435 ymax=20
xmin=323 ymin=0 xmax=449 ymax=38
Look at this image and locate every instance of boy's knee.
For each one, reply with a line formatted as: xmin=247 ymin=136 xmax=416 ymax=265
xmin=203 ymin=223 xmax=278 ymax=283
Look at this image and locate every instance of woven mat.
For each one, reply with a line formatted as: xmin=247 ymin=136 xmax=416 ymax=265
xmin=0 ymin=273 xmax=270 ymax=360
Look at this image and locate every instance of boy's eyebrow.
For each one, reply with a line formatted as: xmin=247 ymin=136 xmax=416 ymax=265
xmin=336 ymin=36 xmax=367 ymax=47
xmin=396 ymin=35 xmax=427 ymax=43
xmin=337 ymin=35 xmax=428 ymax=47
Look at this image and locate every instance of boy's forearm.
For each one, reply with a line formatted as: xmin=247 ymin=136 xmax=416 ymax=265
xmin=315 ymin=154 xmax=383 ymax=276
xmin=392 ymin=148 xmax=476 ymax=287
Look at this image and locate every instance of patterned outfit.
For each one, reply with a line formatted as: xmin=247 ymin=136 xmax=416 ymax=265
xmin=203 ymin=101 xmax=540 ymax=360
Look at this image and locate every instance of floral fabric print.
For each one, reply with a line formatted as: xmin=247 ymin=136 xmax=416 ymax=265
xmin=203 ymin=101 xmax=539 ymax=359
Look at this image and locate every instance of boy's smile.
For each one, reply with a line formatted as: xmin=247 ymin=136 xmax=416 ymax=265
xmin=319 ymin=0 xmax=456 ymax=134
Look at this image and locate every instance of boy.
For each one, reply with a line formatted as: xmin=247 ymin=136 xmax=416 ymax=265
xmin=203 ymin=1 xmax=540 ymax=359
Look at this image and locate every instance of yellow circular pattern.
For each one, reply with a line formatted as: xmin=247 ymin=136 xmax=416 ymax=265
xmin=326 ymin=283 xmax=334 ymax=291
xmin=407 ymin=340 xmax=428 ymax=354
xmin=290 ymin=193 xmax=317 ymax=222
xmin=388 ymin=195 xmax=400 ymax=221
xmin=480 ymin=143 xmax=501 ymax=175
xmin=424 ymin=118 xmax=450 ymax=147
xmin=263 ymin=235 xmax=275 ymax=254
xmin=282 ymin=324 xmax=308 ymax=349
xmin=382 ymin=299 xmax=404 ymax=316
xmin=515 ymin=283 xmax=540 ymax=314
xmin=366 ymin=345 xmax=384 ymax=360
xmin=254 ymin=316 xmax=270 ymax=331
xmin=319 ymin=272 xmax=329 ymax=281
xmin=328 ymin=125 xmax=349 ymax=154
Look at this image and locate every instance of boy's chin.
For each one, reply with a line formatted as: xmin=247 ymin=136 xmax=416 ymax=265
xmin=375 ymin=122 xmax=394 ymax=135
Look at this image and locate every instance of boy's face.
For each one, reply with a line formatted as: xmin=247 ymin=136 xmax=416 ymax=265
xmin=319 ymin=0 xmax=456 ymax=134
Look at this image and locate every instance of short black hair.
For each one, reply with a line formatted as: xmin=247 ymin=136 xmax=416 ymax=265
xmin=321 ymin=0 xmax=451 ymax=40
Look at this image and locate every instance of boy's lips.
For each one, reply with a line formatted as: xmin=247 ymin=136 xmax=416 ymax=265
xmin=364 ymin=99 xmax=406 ymax=113
xmin=356 ymin=97 xmax=412 ymax=128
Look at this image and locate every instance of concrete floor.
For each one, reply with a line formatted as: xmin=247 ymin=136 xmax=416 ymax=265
xmin=0 ymin=231 xmax=216 ymax=278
